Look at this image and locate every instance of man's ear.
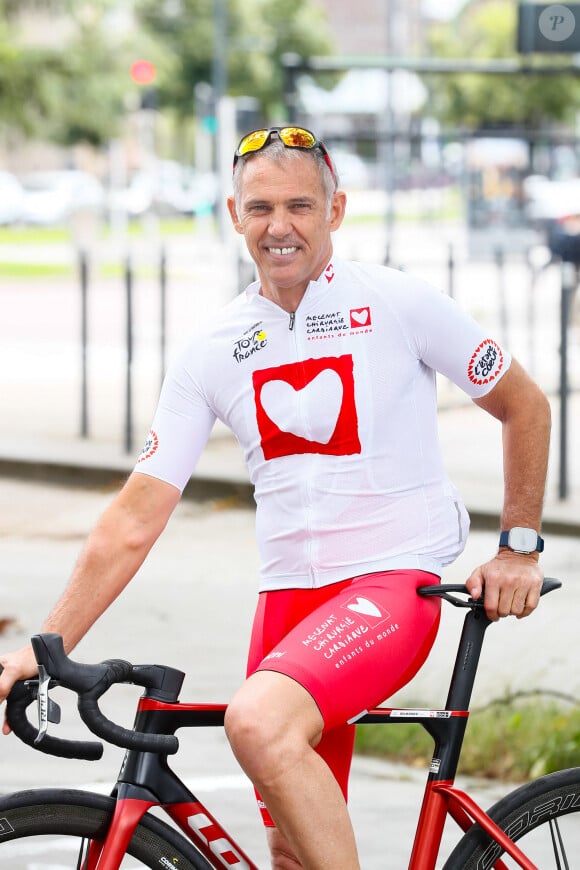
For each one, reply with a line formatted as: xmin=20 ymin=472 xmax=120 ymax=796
xmin=329 ymin=190 xmax=347 ymax=232
xmin=227 ymin=196 xmax=243 ymax=234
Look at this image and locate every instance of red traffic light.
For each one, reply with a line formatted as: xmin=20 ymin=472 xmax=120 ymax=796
xmin=130 ymin=59 xmax=157 ymax=86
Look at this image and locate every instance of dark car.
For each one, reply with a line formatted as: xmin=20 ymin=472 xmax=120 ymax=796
xmin=524 ymin=175 xmax=580 ymax=264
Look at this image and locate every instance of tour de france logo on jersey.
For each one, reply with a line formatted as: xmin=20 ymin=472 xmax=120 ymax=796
xmin=232 ymin=322 xmax=268 ymax=364
xmin=252 ymin=355 xmax=361 ymax=460
xmin=467 ymin=339 xmax=504 ymax=386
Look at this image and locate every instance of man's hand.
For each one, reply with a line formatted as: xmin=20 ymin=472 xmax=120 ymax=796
xmin=0 ymin=645 xmax=38 ymax=735
xmin=466 ymin=551 xmax=543 ymax=621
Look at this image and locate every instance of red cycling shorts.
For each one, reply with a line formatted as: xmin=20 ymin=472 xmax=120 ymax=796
xmin=246 ymin=569 xmax=441 ymax=826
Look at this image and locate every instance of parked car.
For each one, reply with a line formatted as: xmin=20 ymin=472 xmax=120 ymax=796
xmin=0 ymin=171 xmax=25 ymax=225
xmin=18 ymin=170 xmax=105 ymax=225
xmin=524 ymin=174 xmax=580 ymax=263
xmin=331 ymin=150 xmax=372 ymax=189
xmin=108 ymin=161 xmax=218 ymax=220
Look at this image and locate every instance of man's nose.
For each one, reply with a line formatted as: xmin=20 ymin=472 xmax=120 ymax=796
xmin=268 ymin=209 xmax=292 ymax=237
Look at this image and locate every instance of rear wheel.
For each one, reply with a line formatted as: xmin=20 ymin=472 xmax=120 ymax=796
xmin=444 ymin=767 xmax=580 ymax=869
xmin=0 ymin=788 xmax=212 ymax=869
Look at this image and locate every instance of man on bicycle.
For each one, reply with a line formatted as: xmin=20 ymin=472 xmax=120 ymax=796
xmin=0 ymin=126 xmax=550 ymax=870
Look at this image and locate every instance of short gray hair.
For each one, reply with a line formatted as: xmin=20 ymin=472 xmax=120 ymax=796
xmin=232 ymin=137 xmax=339 ymax=216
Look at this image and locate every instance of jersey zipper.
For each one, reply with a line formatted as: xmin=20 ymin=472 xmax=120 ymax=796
xmin=286 ymin=307 xmax=316 ymax=584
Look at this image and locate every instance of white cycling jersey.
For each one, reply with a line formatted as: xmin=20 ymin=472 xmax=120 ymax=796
xmin=135 ymin=259 xmax=510 ymax=591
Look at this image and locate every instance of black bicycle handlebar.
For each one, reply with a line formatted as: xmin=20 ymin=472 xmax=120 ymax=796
xmin=6 ymin=678 xmax=104 ymax=760
xmin=6 ymin=633 xmax=180 ymax=758
xmin=5 ymin=580 xmax=561 ymax=760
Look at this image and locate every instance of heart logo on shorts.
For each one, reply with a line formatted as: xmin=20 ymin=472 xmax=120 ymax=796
xmin=346 ymin=597 xmax=382 ymax=618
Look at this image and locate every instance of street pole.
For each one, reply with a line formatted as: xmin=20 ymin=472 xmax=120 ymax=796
xmin=124 ymin=256 xmax=134 ymax=455
xmin=212 ymin=0 xmax=228 ymax=240
xmin=79 ymin=249 xmax=89 ymax=438
xmin=558 ymin=261 xmax=575 ymax=500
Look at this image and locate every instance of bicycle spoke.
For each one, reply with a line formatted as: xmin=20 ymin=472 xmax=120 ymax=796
xmin=548 ymin=818 xmax=569 ymax=870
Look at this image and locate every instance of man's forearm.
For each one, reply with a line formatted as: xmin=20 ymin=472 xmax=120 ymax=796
xmin=40 ymin=519 xmax=151 ymax=652
xmin=499 ymin=390 xmax=551 ymax=534
xmin=475 ymin=359 xmax=551 ymax=536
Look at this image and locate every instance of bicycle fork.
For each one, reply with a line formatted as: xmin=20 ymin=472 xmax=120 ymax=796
xmin=75 ymin=778 xmax=258 ymax=870
xmin=80 ymin=702 xmax=259 ymax=870
xmin=78 ymin=787 xmax=155 ymax=870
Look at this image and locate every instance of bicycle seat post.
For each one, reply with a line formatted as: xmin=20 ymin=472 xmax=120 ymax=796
xmin=444 ymin=606 xmax=491 ymax=713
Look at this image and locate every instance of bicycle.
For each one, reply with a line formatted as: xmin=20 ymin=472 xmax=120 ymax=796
xmin=1 ymin=577 xmax=577 ymax=869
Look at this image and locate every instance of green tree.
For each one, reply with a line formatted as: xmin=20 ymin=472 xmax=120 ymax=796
xmin=426 ymin=0 xmax=580 ymax=130
xmin=134 ymin=0 xmax=333 ymax=119
xmin=0 ymin=0 xmax=333 ymax=150
xmin=0 ymin=1 xmax=130 ymax=146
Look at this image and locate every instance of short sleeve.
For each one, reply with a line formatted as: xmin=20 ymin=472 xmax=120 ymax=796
xmin=403 ymin=282 xmax=512 ymax=399
xmin=133 ymin=343 xmax=217 ymax=492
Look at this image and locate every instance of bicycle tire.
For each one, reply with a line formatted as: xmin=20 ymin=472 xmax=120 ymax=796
xmin=0 ymin=788 xmax=213 ymax=869
xmin=443 ymin=766 xmax=580 ymax=869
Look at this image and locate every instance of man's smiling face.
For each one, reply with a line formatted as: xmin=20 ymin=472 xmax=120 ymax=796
xmin=227 ymin=153 xmax=346 ymax=311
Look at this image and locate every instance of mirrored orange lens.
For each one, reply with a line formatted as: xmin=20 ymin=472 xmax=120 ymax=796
xmin=279 ymin=127 xmax=316 ymax=148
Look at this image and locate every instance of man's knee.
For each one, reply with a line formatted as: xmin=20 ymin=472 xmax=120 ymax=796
xmin=224 ymin=687 xmax=277 ymax=766
xmin=224 ymin=672 xmax=323 ymax=784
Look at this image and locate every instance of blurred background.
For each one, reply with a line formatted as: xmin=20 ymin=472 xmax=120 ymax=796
xmin=0 ymin=0 xmax=578 ymax=499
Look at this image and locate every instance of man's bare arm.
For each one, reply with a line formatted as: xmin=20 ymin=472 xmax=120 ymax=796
xmin=467 ymin=358 xmax=551 ymax=620
xmin=0 ymin=472 xmax=181 ymax=720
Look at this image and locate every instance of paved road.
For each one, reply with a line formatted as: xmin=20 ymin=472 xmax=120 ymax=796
xmin=1 ymin=478 xmax=578 ymax=867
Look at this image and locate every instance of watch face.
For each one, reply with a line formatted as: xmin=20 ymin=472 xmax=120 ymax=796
xmin=510 ymin=527 xmax=537 ymax=553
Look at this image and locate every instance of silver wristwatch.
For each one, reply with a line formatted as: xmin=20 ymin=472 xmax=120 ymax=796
xmin=499 ymin=527 xmax=544 ymax=554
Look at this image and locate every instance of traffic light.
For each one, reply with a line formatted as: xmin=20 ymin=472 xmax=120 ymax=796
xmin=130 ymin=60 xmax=157 ymax=86
xmin=130 ymin=60 xmax=158 ymax=111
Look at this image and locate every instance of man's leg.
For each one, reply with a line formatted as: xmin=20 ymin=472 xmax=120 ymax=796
xmin=266 ymin=828 xmax=303 ymax=869
xmin=224 ymin=670 xmax=360 ymax=870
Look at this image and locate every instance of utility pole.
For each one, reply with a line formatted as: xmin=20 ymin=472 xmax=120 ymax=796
xmin=212 ymin=0 xmax=229 ymax=240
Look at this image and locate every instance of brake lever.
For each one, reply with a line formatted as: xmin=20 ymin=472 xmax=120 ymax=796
xmin=34 ymin=665 xmax=61 ymax=745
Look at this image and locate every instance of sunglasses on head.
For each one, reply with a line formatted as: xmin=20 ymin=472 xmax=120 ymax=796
xmin=233 ymin=126 xmax=336 ymax=184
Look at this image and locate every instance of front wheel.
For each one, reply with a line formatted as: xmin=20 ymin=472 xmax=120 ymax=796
xmin=0 ymin=788 xmax=212 ymax=869
xmin=444 ymin=767 xmax=580 ymax=869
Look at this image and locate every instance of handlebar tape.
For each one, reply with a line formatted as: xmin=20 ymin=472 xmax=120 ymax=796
xmin=28 ymin=633 xmax=179 ymax=755
xmin=78 ymin=696 xmax=178 ymax=754
xmin=6 ymin=680 xmax=103 ymax=761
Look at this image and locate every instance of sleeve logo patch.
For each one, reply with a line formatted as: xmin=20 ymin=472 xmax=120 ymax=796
xmin=467 ymin=339 xmax=504 ymax=386
xmin=137 ymin=429 xmax=159 ymax=463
